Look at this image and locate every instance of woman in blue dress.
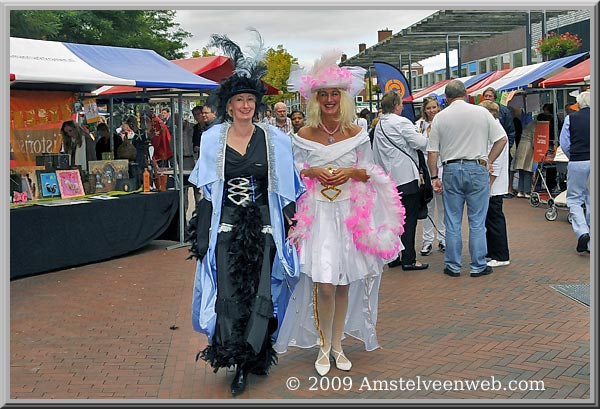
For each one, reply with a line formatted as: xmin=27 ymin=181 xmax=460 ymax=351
xmin=187 ymin=31 xmax=304 ymax=396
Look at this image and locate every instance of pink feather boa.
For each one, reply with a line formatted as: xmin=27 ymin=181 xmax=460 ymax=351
xmin=290 ymin=164 xmax=405 ymax=259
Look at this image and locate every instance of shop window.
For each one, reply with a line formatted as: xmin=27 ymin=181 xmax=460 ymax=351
xmin=513 ymin=51 xmax=523 ymax=67
xmin=479 ymin=60 xmax=487 ymax=74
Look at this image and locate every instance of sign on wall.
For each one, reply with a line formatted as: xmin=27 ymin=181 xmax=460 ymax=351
xmin=10 ymin=90 xmax=76 ymax=166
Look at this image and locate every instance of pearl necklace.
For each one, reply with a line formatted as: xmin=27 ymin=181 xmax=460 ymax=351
xmin=319 ymin=122 xmax=341 ymax=144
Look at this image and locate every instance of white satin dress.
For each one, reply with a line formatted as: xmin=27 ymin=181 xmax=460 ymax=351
xmin=274 ymin=129 xmax=403 ymax=353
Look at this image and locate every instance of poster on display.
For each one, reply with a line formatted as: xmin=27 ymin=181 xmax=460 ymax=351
xmin=12 ymin=166 xmax=45 ymax=199
xmin=36 ymin=170 xmax=61 ymax=198
xmin=56 ymin=169 xmax=85 ymax=199
xmin=82 ymin=98 xmax=101 ymax=123
xmin=88 ymin=160 xmax=129 ymax=193
xmin=533 ymin=121 xmax=550 ymax=163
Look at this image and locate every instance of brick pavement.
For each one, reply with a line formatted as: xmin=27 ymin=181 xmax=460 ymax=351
xmin=9 ymin=197 xmax=592 ymax=401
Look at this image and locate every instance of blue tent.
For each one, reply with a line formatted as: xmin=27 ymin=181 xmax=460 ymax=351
xmin=10 ymin=37 xmax=218 ymax=92
xmin=498 ymin=52 xmax=587 ymax=92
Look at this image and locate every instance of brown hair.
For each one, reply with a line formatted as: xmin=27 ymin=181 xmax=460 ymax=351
xmin=60 ymin=120 xmax=85 ymax=152
xmin=380 ymin=90 xmax=402 ymax=114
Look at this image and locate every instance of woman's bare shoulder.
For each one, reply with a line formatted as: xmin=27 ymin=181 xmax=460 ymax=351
xmin=297 ymin=126 xmax=318 ymax=140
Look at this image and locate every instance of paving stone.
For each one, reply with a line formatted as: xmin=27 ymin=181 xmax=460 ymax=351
xmin=10 ymin=199 xmax=590 ymax=400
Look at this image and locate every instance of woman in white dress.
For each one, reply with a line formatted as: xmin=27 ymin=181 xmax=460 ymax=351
xmin=274 ymin=51 xmax=405 ymax=376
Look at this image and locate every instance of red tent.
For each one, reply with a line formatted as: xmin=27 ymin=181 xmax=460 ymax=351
xmin=171 ymin=56 xmax=233 ymax=82
xmin=411 ymin=79 xmax=451 ymax=102
xmin=466 ymin=67 xmax=513 ymax=95
xmin=96 ymin=56 xmax=280 ymax=95
xmin=539 ymin=58 xmax=590 ymax=87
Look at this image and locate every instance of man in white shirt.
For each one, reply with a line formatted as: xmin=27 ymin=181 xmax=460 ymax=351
xmin=373 ymin=90 xmax=429 ymax=271
xmin=427 ymin=80 xmax=507 ymax=278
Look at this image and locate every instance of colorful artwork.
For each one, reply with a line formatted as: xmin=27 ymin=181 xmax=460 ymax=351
xmin=88 ymin=160 xmax=129 ymax=193
xmin=36 ymin=170 xmax=61 ymax=198
xmin=56 ymin=169 xmax=85 ymax=199
xmin=12 ymin=165 xmax=45 ymax=199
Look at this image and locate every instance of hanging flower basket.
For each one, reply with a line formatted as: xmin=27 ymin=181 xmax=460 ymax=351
xmin=537 ymin=32 xmax=582 ymax=60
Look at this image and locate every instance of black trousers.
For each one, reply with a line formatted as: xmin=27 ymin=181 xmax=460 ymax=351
xmin=485 ymin=195 xmax=510 ymax=262
xmin=399 ymin=190 xmax=421 ymax=266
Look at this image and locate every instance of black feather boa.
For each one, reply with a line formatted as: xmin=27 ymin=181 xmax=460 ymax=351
xmin=185 ymin=208 xmax=200 ymax=260
xmin=197 ymin=202 xmax=277 ymax=375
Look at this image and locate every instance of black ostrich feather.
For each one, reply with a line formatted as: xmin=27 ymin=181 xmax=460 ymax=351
xmin=207 ymin=28 xmax=268 ymax=121
xmin=208 ymin=28 xmax=267 ymax=80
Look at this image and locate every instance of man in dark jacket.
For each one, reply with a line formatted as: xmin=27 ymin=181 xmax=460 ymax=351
xmin=559 ymin=91 xmax=590 ymax=254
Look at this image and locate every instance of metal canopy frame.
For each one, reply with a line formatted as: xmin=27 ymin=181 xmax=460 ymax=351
xmin=91 ymin=87 xmax=212 ymax=250
xmin=341 ymin=9 xmax=568 ymax=70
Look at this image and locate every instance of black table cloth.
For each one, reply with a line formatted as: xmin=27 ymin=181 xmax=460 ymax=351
xmin=10 ymin=191 xmax=179 ymax=279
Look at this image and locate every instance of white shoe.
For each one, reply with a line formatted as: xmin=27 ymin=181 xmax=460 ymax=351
xmin=331 ymin=348 xmax=352 ymax=371
xmin=487 ymin=259 xmax=510 ymax=267
xmin=315 ymin=345 xmax=331 ymax=376
xmin=420 ymin=243 xmax=433 ymax=256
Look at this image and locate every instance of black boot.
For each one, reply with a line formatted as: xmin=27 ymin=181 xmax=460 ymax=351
xmin=230 ymin=365 xmax=248 ymax=396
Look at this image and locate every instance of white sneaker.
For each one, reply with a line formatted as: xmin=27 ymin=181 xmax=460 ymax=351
xmin=487 ymin=259 xmax=510 ymax=267
xmin=420 ymin=243 xmax=433 ymax=256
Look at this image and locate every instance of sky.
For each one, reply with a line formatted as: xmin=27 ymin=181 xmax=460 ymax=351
xmin=174 ymin=9 xmax=457 ymax=73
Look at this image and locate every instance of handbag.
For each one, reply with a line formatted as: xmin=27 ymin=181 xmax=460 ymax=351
xmin=378 ymin=122 xmax=433 ymax=219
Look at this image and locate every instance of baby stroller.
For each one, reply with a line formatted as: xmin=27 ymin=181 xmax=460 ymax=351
xmin=541 ymin=147 xmax=570 ymax=222
xmin=528 ymin=120 xmax=569 ymax=221
xmin=529 ymin=145 xmax=570 ymax=221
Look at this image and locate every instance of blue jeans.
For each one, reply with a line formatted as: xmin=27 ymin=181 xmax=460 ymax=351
xmin=566 ymin=160 xmax=590 ymax=241
xmin=442 ymin=162 xmax=490 ymax=273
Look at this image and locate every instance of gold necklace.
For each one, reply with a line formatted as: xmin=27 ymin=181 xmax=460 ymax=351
xmin=319 ymin=122 xmax=341 ymax=144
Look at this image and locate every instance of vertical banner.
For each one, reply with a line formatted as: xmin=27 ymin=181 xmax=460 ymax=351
xmin=10 ymin=90 xmax=76 ymax=166
xmin=533 ymin=120 xmax=550 ymax=163
xmin=373 ymin=61 xmax=415 ymax=122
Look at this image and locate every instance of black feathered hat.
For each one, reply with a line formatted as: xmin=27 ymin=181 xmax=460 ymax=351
xmin=207 ymin=29 xmax=268 ymax=122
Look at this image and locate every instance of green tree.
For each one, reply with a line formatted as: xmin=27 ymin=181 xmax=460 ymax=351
xmin=191 ymin=47 xmax=216 ymax=58
xmin=10 ymin=10 xmax=191 ymax=60
xmin=263 ymin=45 xmax=297 ymax=106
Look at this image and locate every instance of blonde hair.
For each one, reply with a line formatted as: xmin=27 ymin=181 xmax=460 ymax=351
xmin=420 ymin=96 xmax=441 ymax=121
xmin=305 ymin=88 xmax=356 ymax=134
xmin=479 ymin=100 xmax=499 ymax=118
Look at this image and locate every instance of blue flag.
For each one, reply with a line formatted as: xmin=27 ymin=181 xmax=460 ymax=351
xmin=373 ymin=61 xmax=415 ymax=122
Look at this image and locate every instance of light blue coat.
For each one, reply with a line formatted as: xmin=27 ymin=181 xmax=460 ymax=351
xmin=188 ymin=122 xmax=305 ymax=342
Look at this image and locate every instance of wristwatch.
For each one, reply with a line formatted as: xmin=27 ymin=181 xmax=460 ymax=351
xmin=431 ymin=175 xmax=439 ymax=180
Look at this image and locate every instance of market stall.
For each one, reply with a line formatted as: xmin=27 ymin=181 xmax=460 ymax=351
xmin=539 ymin=58 xmax=590 ymax=87
xmin=10 ymin=37 xmax=218 ymax=278
xmin=10 ymin=191 xmax=180 ymax=279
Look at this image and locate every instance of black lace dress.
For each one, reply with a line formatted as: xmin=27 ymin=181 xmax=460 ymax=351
xmin=194 ymin=126 xmax=278 ymax=375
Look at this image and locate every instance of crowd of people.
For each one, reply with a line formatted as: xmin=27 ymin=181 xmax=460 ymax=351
xmin=181 ymin=31 xmax=591 ymax=395
xmin=57 ymin=31 xmax=588 ymax=397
